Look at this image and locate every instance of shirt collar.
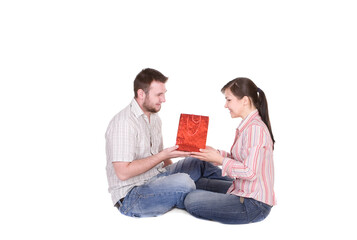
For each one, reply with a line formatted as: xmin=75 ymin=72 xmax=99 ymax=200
xmin=130 ymin=98 xmax=145 ymax=118
xmin=237 ymin=109 xmax=259 ymax=132
xmin=130 ymin=98 xmax=158 ymax=120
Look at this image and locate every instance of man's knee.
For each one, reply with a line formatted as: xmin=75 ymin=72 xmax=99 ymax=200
xmin=171 ymin=173 xmax=196 ymax=193
xmin=180 ymin=157 xmax=205 ymax=170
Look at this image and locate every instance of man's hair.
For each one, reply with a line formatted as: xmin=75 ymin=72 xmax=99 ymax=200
xmin=134 ymin=68 xmax=168 ymax=98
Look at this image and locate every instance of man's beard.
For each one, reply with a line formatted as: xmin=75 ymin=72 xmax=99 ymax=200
xmin=143 ymin=99 xmax=161 ymax=113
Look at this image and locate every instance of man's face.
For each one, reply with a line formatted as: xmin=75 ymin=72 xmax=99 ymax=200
xmin=142 ymin=81 xmax=167 ymax=113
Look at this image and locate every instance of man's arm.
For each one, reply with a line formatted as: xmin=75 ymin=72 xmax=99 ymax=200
xmin=113 ymin=146 xmax=188 ymax=181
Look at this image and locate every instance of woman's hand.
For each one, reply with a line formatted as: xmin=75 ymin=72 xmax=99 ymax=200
xmin=190 ymin=146 xmax=224 ymax=165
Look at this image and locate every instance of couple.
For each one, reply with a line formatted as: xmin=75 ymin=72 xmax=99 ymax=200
xmin=105 ymin=68 xmax=276 ymax=224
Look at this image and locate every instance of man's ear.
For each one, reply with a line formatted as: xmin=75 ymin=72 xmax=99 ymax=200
xmin=137 ymin=89 xmax=146 ymax=100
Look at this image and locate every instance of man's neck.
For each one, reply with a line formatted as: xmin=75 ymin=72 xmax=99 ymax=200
xmin=135 ymin=98 xmax=151 ymax=122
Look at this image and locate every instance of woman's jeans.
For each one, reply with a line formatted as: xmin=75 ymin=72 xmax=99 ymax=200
xmin=184 ymin=178 xmax=272 ymax=224
xmin=117 ymin=157 xmax=231 ymax=217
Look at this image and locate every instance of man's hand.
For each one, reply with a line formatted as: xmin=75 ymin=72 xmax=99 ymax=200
xmin=159 ymin=145 xmax=190 ymax=160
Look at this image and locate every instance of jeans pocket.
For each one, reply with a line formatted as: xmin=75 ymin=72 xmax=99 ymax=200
xmin=119 ymin=188 xmax=143 ymax=217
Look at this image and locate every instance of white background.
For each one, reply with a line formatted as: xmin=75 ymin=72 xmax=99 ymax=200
xmin=1 ymin=0 xmax=356 ymax=239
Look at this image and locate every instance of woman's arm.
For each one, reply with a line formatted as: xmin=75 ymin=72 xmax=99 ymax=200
xmin=218 ymin=149 xmax=232 ymax=159
xmin=222 ymin=125 xmax=269 ymax=180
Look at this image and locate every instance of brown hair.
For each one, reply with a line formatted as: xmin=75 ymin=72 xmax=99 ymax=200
xmin=134 ymin=68 xmax=168 ymax=98
xmin=221 ymin=77 xmax=275 ymax=147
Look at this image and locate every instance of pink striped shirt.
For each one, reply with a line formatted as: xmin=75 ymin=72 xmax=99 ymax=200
xmin=220 ymin=110 xmax=276 ymax=206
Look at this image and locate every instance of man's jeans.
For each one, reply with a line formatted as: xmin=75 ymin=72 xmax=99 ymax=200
xmin=117 ymin=157 xmax=231 ymax=217
xmin=184 ymin=179 xmax=272 ymax=224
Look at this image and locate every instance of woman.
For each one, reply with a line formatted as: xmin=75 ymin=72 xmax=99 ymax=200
xmin=185 ymin=77 xmax=276 ymax=224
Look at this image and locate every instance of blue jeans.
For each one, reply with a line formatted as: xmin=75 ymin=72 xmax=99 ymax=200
xmin=118 ymin=157 xmax=232 ymax=217
xmin=184 ymin=179 xmax=272 ymax=224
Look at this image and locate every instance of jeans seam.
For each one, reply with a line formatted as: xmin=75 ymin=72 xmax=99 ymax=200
xmin=122 ymin=190 xmax=190 ymax=216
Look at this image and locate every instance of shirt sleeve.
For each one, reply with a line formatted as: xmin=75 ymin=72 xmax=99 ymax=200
xmin=218 ymin=149 xmax=232 ymax=158
xmin=106 ymin=118 xmax=136 ymax=162
xmin=222 ymin=125 xmax=268 ymax=180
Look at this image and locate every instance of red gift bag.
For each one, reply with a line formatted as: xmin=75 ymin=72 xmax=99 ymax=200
xmin=175 ymin=114 xmax=209 ymax=152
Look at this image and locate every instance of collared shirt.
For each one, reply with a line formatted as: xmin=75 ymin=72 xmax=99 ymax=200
xmin=220 ymin=110 xmax=276 ymax=206
xmin=105 ymin=98 xmax=165 ymax=205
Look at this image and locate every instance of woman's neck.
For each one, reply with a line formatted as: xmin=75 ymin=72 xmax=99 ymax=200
xmin=241 ymin=107 xmax=257 ymax=120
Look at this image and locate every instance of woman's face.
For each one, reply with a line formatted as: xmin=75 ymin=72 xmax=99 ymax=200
xmin=224 ymin=88 xmax=244 ymax=118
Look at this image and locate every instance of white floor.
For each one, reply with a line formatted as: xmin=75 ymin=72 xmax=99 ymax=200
xmin=1 ymin=1 xmax=356 ymax=239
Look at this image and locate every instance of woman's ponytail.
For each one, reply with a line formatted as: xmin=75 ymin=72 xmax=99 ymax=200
xmin=257 ymin=88 xmax=275 ymax=148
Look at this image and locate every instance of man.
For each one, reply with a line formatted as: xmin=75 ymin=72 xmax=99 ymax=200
xmin=105 ymin=68 xmax=230 ymax=217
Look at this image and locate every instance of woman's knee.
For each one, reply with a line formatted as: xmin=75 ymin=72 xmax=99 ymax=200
xmin=184 ymin=190 xmax=206 ymax=209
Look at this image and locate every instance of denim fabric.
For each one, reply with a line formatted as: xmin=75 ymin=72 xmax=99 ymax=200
xmin=195 ymin=178 xmax=232 ymax=193
xmin=117 ymin=157 xmax=232 ymax=217
xmin=164 ymin=157 xmax=232 ymax=182
xmin=184 ymin=189 xmax=272 ymax=224
xmin=119 ymin=173 xmax=195 ymax=217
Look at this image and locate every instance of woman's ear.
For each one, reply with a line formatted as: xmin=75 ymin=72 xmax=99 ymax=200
xmin=242 ymin=96 xmax=251 ymax=106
